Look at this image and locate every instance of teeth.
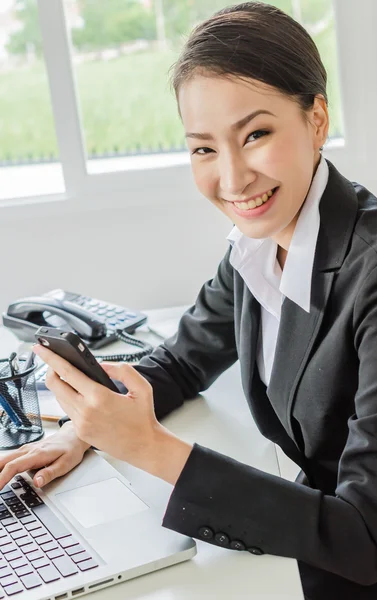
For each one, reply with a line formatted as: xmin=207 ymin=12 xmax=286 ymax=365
xmin=234 ymin=188 xmax=276 ymax=210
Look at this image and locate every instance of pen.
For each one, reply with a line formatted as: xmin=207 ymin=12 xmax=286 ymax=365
xmin=0 ymin=392 xmax=23 ymax=428
xmin=9 ymin=351 xmax=24 ymax=411
xmin=22 ymin=350 xmax=35 ymax=390
xmin=0 ymin=379 xmax=33 ymax=428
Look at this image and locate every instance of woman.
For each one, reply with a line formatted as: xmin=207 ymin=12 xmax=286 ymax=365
xmin=1 ymin=3 xmax=376 ymax=598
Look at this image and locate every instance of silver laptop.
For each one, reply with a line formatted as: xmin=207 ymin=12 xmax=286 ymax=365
xmin=0 ymin=449 xmax=196 ymax=599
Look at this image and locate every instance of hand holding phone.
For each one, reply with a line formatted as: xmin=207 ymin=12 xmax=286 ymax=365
xmin=34 ymin=327 xmax=120 ymax=393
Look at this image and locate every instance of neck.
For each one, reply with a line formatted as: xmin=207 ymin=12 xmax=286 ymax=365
xmin=277 ymin=246 xmax=288 ymax=270
xmin=273 ymin=152 xmax=322 ymax=263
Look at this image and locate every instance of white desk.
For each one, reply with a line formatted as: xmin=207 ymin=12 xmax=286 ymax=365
xmin=0 ymin=308 xmax=304 ymax=599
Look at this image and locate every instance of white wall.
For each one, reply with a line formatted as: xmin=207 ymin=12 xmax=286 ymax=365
xmin=1 ymin=0 xmax=377 ymax=317
xmin=1 ymin=149 xmax=376 ymax=317
xmin=0 ymin=177 xmax=230 ymax=314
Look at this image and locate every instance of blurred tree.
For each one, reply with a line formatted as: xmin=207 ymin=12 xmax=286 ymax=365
xmin=72 ymin=0 xmax=156 ymax=51
xmin=6 ymin=0 xmax=43 ymax=57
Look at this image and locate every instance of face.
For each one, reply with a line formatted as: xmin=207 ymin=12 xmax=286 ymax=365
xmin=179 ymin=74 xmax=328 ymax=249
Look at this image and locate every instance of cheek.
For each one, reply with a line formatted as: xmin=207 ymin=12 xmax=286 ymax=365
xmin=192 ymin=163 xmax=217 ymax=200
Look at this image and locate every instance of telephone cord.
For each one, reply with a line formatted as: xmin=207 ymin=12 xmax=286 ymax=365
xmin=95 ymin=329 xmax=154 ymax=363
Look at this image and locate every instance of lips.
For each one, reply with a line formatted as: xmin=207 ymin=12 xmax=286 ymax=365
xmin=228 ymin=186 xmax=280 ymax=219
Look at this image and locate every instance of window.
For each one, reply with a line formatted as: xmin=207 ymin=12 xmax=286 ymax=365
xmin=65 ymin=0 xmax=342 ymax=174
xmin=0 ymin=0 xmax=64 ymax=200
xmin=1 ymin=0 xmax=374 ymax=206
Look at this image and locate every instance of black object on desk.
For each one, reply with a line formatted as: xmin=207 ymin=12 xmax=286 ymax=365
xmin=0 ymin=355 xmax=44 ymax=450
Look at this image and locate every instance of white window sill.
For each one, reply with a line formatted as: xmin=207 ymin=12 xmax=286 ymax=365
xmin=0 ymin=139 xmax=345 ymax=220
xmin=0 ymin=151 xmax=190 ymax=202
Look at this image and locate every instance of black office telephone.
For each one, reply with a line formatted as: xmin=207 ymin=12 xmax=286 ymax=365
xmin=2 ymin=289 xmax=153 ymax=363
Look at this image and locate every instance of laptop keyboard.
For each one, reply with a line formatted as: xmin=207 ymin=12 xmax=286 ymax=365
xmin=0 ymin=476 xmax=98 ymax=596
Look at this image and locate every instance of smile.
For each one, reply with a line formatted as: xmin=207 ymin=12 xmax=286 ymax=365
xmin=232 ymin=187 xmax=278 ymax=211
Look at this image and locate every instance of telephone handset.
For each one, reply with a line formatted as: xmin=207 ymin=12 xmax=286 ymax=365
xmin=2 ymin=289 xmax=153 ymax=362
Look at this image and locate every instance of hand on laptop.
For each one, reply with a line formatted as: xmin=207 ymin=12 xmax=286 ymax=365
xmin=30 ymin=344 xmax=193 ymax=485
xmin=0 ymin=420 xmax=90 ymax=490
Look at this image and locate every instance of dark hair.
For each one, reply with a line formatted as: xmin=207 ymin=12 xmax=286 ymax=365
xmin=170 ymin=1 xmax=328 ymax=118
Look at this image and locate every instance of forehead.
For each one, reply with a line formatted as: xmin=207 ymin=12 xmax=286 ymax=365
xmin=178 ymin=74 xmax=296 ymax=130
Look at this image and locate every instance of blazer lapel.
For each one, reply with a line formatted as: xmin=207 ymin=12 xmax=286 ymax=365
xmin=267 ymin=160 xmax=359 ymax=444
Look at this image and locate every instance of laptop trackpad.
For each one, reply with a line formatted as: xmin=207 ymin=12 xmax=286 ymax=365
xmin=56 ymin=477 xmax=149 ymax=528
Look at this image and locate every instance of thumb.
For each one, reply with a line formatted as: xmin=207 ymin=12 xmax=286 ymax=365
xmin=33 ymin=454 xmax=75 ymax=488
xmin=101 ymin=363 xmax=152 ymax=397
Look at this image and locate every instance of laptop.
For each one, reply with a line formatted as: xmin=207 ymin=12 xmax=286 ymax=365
xmin=0 ymin=449 xmax=197 ymax=599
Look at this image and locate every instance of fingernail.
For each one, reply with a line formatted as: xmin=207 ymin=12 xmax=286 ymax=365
xmin=35 ymin=476 xmax=44 ymax=487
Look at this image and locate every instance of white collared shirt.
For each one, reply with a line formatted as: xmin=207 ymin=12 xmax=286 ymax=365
xmin=227 ymin=156 xmax=329 ymax=385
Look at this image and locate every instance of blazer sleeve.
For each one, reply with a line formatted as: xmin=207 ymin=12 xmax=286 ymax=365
xmin=133 ymin=244 xmax=238 ymax=420
xmin=162 ymin=264 xmax=377 ymax=586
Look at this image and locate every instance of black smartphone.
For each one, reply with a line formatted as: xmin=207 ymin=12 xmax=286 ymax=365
xmin=34 ymin=327 xmax=120 ymax=393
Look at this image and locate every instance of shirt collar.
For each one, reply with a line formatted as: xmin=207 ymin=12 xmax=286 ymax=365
xmin=226 ymin=155 xmax=329 ymax=313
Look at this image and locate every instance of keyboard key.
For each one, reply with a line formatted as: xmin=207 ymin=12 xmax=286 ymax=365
xmin=9 ymin=485 xmax=21 ymax=491
xmin=37 ymin=563 xmax=60 ymax=583
xmin=0 ymin=574 xmax=18 ymax=587
xmin=9 ymin=558 xmax=27 ymax=570
xmin=31 ymin=557 xmax=49 ymax=570
xmin=29 ymin=529 xmax=45 ymax=539
xmin=21 ymin=543 xmax=39 ymax=555
xmin=52 ymin=555 xmax=78 ymax=577
xmin=20 ymin=572 xmax=42 ymax=590
xmin=2 ymin=544 xmax=18 ymax=555
xmin=19 ymin=517 xmax=34 ymax=526
xmin=0 ymin=520 xmax=15 ymax=528
xmin=58 ymin=536 xmax=78 ymax=549
xmin=77 ymin=558 xmax=98 ymax=572
xmin=0 ymin=514 xmax=12 ymax=522
xmin=24 ymin=523 xmax=40 ymax=533
xmin=31 ymin=504 xmax=70 ymax=539
xmin=14 ymin=565 xmax=33 ymax=577
xmin=0 ymin=495 xmax=16 ymax=502
xmin=0 ymin=537 xmax=12 ymax=547
xmin=5 ymin=525 xmax=22 ymax=534
xmin=71 ymin=551 xmax=92 ymax=564
xmin=34 ymin=534 xmax=52 ymax=546
xmin=66 ymin=544 xmax=85 ymax=556
xmin=0 ymin=531 xmax=8 ymax=538
xmin=4 ymin=551 xmax=22 ymax=562
xmin=26 ymin=550 xmax=44 ymax=562
xmin=0 ymin=567 xmax=13 ymax=579
xmin=12 ymin=511 xmax=30 ymax=519
xmin=10 ymin=531 xmax=26 ymax=542
xmin=15 ymin=537 xmax=33 ymax=548
xmin=3 ymin=581 xmax=23 ymax=595
xmin=22 ymin=498 xmax=43 ymax=509
xmin=46 ymin=548 xmax=64 ymax=560
xmin=39 ymin=541 xmax=58 ymax=553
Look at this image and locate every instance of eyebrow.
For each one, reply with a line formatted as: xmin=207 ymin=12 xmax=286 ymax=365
xmin=185 ymin=109 xmax=277 ymax=140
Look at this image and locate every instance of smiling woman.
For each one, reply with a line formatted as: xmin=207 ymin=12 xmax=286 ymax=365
xmin=1 ymin=4 xmax=377 ymax=600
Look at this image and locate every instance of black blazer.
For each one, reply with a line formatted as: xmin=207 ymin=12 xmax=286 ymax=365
xmin=132 ymin=160 xmax=377 ymax=600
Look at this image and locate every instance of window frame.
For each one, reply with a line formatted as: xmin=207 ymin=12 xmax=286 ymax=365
xmin=0 ymin=0 xmax=376 ymax=219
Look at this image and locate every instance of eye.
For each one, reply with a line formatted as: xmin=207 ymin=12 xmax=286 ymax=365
xmin=191 ymin=146 xmax=214 ymax=156
xmin=246 ymin=129 xmax=270 ymax=143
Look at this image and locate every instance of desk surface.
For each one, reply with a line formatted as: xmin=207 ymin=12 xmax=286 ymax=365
xmin=0 ymin=308 xmax=304 ymax=599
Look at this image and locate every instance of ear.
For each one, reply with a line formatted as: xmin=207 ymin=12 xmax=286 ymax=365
xmin=310 ymin=94 xmax=329 ymax=151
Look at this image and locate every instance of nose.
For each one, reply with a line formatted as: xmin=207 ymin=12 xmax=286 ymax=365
xmin=218 ymin=151 xmax=256 ymax=198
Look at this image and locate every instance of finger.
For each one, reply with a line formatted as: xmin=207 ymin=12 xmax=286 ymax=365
xmin=101 ymin=363 xmax=151 ymax=396
xmin=45 ymin=367 xmax=80 ymax=421
xmin=0 ymin=449 xmax=60 ymax=490
xmin=33 ymin=454 xmax=75 ymax=488
xmin=0 ymin=445 xmax=30 ymax=472
xmin=33 ymin=344 xmax=97 ymax=397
